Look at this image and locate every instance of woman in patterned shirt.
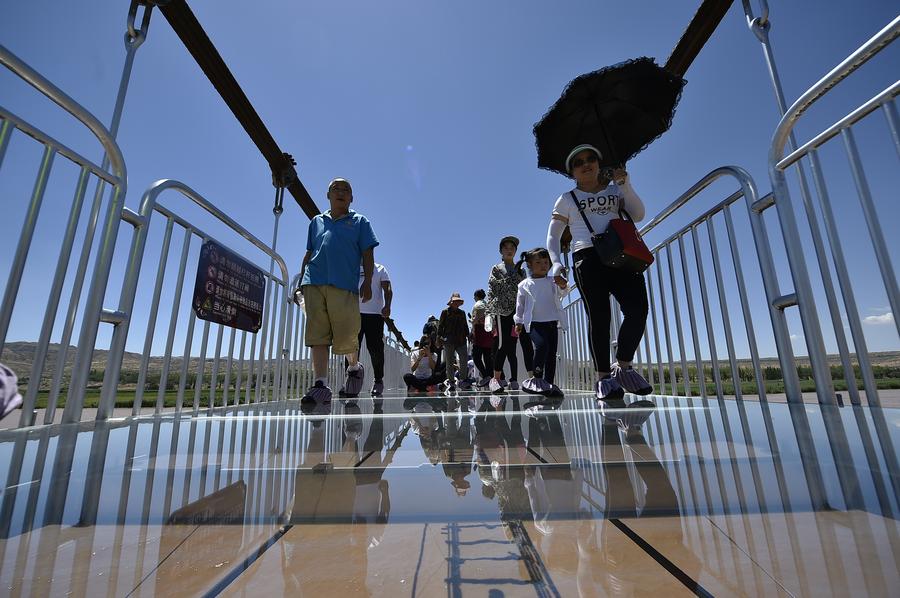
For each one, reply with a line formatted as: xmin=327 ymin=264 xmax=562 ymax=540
xmin=485 ymin=235 xmax=535 ymax=394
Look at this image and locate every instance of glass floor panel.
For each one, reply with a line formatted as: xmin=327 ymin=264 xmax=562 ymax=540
xmin=0 ymin=390 xmax=897 ymax=596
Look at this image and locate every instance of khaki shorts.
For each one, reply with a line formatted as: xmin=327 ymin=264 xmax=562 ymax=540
xmin=302 ymin=284 xmax=360 ymax=355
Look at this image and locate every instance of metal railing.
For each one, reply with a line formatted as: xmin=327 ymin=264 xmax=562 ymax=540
xmin=1 ymin=46 xmax=407 ymax=429
xmin=0 ymin=45 xmax=129 ymax=428
xmin=88 ymin=178 xmax=409 ymax=422
xmin=558 ymin=166 xmax=799 ymax=402
xmin=768 ymin=16 xmax=900 ymax=408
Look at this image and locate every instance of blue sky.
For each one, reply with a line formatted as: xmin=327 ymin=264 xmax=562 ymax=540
xmin=1 ymin=0 xmax=898 ymax=364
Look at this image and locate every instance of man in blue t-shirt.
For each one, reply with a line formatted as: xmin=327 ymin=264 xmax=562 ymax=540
xmin=298 ymin=178 xmax=379 ymax=405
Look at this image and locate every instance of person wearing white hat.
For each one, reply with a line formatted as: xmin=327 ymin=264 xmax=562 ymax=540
xmin=546 ymin=145 xmax=654 ymax=405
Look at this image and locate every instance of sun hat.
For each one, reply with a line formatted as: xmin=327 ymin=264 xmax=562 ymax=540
xmin=499 ymin=236 xmax=520 ymax=250
xmin=447 ymin=292 xmax=464 ymax=306
xmin=565 ymin=144 xmax=603 ymax=173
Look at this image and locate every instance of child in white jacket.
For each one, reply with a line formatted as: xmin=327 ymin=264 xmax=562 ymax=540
xmin=514 ymin=248 xmax=568 ymax=397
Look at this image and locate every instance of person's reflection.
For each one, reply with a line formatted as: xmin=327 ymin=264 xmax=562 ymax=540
xmin=284 ymin=403 xmax=395 ymax=595
xmin=353 ymin=404 xmax=409 ymax=537
xmin=439 ymin=399 xmax=475 ymax=497
xmin=522 ymin=402 xmax=584 ymax=582
xmin=583 ymin=409 xmax=701 ymax=595
xmin=474 ymin=397 xmax=532 ymax=521
xmin=407 ymin=397 xmax=446 ymax=466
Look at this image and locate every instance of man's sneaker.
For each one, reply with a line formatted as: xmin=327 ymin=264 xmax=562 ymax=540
xmin=610 ymin=364 xmax=653 ymax=395
xmin=371 ymin=380 xmax=384 ymax=397
xmin=521 ymin=377 xmax=543 ymax=395
xmin=458 ymin=378 xmax=473 ymax=390
xmin=489 ymin=378 xmax=506 ymax=395
xmin=499 ymin=378 xmax=509 ymax=388
xmin=596 ymin=376 xmax=625 ymax=403
xmin=301 ymin=380 xmax=332 ymax=405
xmin=508 ymin=380 xmax=520 ymax=391
xmin=476 ymin=377 xmax=491 ymax=388
xmin=341 ymin=363 xmax=365 ymax=398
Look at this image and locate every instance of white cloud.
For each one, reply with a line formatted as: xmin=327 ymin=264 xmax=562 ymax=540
xmin=790 ymin=334 xmax=799 ymax=340
xmin=863 ymin=312 xmax=894 ymax=326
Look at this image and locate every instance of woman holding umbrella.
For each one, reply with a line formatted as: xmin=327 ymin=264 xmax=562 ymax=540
xmin=546 ymin=144 xmax=653 ymax=403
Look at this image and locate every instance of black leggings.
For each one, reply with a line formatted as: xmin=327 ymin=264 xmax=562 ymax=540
xmin=404 ymin=373 xmax=440 ymax=391
xmin=529 ymin=321 xmax=558 ymax=384
xmin=572 ymin=249 xmax=649 ymax=372
xmin=345 ymin=313 xmax=385 ymax=380
xmin=472 ymin=345 xmax=492 ymax=379
xmin=492 ymin=313 xmax=534 ymax=380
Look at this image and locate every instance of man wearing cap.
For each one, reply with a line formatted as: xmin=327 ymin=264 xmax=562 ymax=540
xmin=546 ymin=144 xmax=653 ymax=405
xmin=298 ymin=177 xmax=379 ymax=406
xmin=437 ymin=292 xmax=472 ymax=391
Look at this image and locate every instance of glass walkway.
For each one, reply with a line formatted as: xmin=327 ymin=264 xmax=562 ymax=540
xmin=1 ymin=390 xmax=897 ymax=596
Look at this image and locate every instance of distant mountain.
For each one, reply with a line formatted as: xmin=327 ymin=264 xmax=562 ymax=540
xmin=1 ymin=342 xmax=252 ymax=390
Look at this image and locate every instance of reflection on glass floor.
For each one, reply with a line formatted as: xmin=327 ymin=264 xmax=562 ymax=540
xmin=0 ymin=390 xmax=897 ymax=596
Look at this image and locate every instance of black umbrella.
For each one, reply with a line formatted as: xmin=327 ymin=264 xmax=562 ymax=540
xmin=534 ymin=57 xmax=686 ymax=175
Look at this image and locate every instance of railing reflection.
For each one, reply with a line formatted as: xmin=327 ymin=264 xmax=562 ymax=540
xmin=0 ymin=394 xmax=897 ymax=593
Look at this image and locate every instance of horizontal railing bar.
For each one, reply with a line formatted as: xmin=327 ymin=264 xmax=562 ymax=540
xmin=777 ymin=80 xmax=900 ymax=170
xmin=751 ymin=192 xmax=775 ymax=213
xmin=640 ymin=167 xmax=748 ymax=237
xmin=0 ymin=44 xmax=126 ymax=183
xmin=770 ymin=16 xmax=900 ymax=169
xmin=0 ymin=106 xmax=119 ymax=186
xmin=772 ymin=293 xmax=798 ymax=310
xmin=153 ymin=203 xmax=288 ymax=287
xmin=144 ymin=180 xmax=290 ymax=284
xmin=650 ymin=189 xmax=744 ymax=252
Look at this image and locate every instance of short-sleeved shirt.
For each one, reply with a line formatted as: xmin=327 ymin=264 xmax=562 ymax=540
xmin=551 ymin=182 xmax=644 ymax=253
xmin=359 ymin=263 xmax=391 ymax=314
xmin=411 ymin=348 xmax=434 ymax=378
xmin=301 ymin=209 xmax=379 ymax=293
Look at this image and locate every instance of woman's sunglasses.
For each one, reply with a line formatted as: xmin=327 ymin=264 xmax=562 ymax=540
xmin=570 ymin=154 xmax=599 ymax=169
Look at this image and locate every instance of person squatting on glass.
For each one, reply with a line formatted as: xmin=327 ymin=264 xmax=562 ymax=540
xmin=404 ymin=335 xmax=441 ymax=393
xmin=513 ymin=248 xmax=567 ymax=398
xmin=485 ymin=235 xmax=535 ymax=395
xmin=546 ymin=144 xmax=654 ymax=404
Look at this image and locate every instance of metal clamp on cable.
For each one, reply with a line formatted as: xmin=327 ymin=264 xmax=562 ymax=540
xmin=271 ymin=152 xmax=298 ymax=215
xmin=126 ymin=0 xmax=154 ymax=49
xmin=741 ymin=0 xmax=770 ymax=42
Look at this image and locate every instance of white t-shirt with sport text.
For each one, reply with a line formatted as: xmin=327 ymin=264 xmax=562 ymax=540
xmin=551 ymin=182 xmax=646 ymax=253
xmin=359 ymin=263 xmax=391 ymax=315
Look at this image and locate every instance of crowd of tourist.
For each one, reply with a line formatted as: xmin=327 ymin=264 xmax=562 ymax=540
xmin=297 ymin=142 xmax=656 ymax=412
